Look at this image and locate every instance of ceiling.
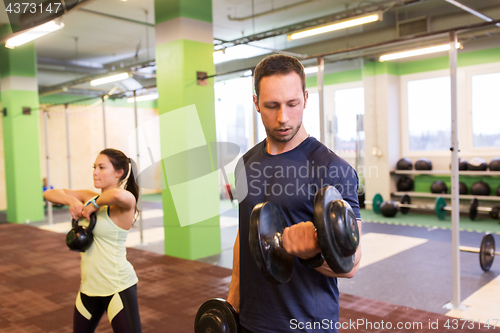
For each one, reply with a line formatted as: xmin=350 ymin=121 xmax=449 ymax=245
xmin=0 ymin=0 xmax=499 ymax=99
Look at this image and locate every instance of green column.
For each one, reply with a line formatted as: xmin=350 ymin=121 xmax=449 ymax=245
xmin=155 ymin=0 xmax=221 ymax=259
xmin=0 ymin=42 xmax=44 ymax=223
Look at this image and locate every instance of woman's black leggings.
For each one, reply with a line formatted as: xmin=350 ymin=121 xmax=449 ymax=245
xmin=73 ymin=284 xmax=141 ymax=333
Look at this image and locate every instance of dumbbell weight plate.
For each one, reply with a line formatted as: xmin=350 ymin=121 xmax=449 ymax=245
xmin=490 ymin=206 xmax=500 ymax=220
xmin=372 ymin=194 xmax=383 ymax=214
xmin=400 ymin=195 xmax=411 ymax=215
xmin=435 ymin=197 xmax=447 ymax=220
xmin=479 ymin=234 xmax=495 ymax=272
xmin=195 ymin=298 xmax=239 ymax=333
xmin=470 ymin=198 xmax=479 ymax=221
xmin=249 ymin=202 xmax=294 ymax=284
xmin=314 ymin=185 xmax=358 ymax=274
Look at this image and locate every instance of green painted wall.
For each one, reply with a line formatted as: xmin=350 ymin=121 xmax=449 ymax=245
xmin=1 ymin=89 xmax=44 ymax=222
xmin=306 ymin=69 xmax=362 ymax=88
xmin=155 ymin=0 xmax=212 ymax=24
xmin=0 ymin=43 xmax=37 ymax=79
xmin=156 ymin=37 xmax=221 ymax=260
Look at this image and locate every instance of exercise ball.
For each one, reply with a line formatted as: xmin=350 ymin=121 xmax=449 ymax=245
xmin=396 ymin=158 xmax=412 ymax=170
xmin=397 ymin=176 xmax=414 ymax=192
xmin=415 ymin=158 xmax=432 ymax=170
xmin=450 ymin=158 xmax=468 ymax=171
xmin=380 ymin=201 xmax=398 ymax=217
xmin=459 ymin=182 xmax=468 ymax=195
xmin=431 ymin=180 xmax=448 ymax=194
xmin=470 ymin=181 xmax=491 ymax=196
xmin=468 ymin=157 xmax=488 ymax=171
xmin=489 ymin=157 xmax=500 ymax=171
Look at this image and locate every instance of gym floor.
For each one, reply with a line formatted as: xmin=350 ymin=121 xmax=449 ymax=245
xmin=0 ymin=197 xmax=499 ymax=332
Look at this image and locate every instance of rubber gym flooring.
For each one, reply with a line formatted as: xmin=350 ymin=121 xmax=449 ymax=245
xmin=0 ymin=200 xmax=499 ymax=332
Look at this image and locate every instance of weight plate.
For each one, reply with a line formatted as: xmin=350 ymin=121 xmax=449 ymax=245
xmin=195 ymin=299 xmax=239 ymax=333
xmin=435 ymin=197 xmax=447 ymax=220
xmin=372 ymin=193 xmax=383 ymax=214
xmin=470 ymin=198 xmax=479 ymax=221
xmin=314 ymin=185 xmax=357 ymax=274
xmin=479 ymin=234 xmax=495 ymax=272
xmin=490 ymin=206 xmax=500 ymax=220
xmin=400 ymin=195 xmax=411 ymax=215
xmin=249 ymin=202 xmax=294 ymax=284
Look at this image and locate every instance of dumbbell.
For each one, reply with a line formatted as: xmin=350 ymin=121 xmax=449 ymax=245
xmin=194 ymin=298 xmax=239 ymax=333
xmin=470 ymin=200 xmax=500 ymax=220
xmin=249 ymin=185 xmax=360 ymax=284
xmin=460 ymin=234 xmax=499 ymax=272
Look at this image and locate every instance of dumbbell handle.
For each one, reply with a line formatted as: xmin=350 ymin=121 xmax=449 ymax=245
xmin=460 ymin=246 xmax=500 ymax=256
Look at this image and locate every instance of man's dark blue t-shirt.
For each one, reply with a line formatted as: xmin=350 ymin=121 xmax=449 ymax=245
xmin=234 ymin=136 xmax=361 ymax=333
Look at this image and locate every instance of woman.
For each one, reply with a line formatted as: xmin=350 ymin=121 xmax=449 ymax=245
xmin=44 ymin=148 xmax=141 ymax=333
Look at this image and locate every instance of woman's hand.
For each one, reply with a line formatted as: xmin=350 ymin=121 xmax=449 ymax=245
xmin=69 ymin=199 xmax=85 ymax=220
xmin=81 ymin=202 xmax=98 ymax=221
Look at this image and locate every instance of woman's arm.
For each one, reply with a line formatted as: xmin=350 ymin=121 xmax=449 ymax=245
xmin=44 ymin=189 xmax=98 ymax=219
xmin=81 ymin=189 xmax=136 ymax=221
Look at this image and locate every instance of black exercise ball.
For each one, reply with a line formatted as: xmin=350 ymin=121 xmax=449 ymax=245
xmin=468 ymin=157 xmax=488 ymax=171
xmin=397 ymin=176 xmax=414 ymax=192
xmin=489 ymin=157 xmax=500 ymax=171
xmin=396 ymin=158 xmax=412 ymax=170
xmin=415 ymin=158 xmax=432 ymax=170
xmin=470 ymin=181 xmax=491 ymax=196
xmin=431 ymin=180 xmax=448 ymax=194
xmin=459 ymin=182 xmax=468 ymax=195
xmin=380 ymin=201 xmax=398 ymax=217
xmin=450 ymin=158 xmax=468 ymax=170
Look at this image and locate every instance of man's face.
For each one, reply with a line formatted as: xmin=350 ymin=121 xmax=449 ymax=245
xmin=254 ymin=72 xmax=308 ymax=144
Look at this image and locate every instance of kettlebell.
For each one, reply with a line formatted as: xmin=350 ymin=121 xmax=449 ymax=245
xmin=66 ymin=213 xmax=97 ymax=252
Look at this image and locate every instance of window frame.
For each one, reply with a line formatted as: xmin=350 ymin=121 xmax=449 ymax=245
xmin=400 ymin=69 xmax=459 ymax=157
xmin=463 ymin=62 xmax=500 ymax=155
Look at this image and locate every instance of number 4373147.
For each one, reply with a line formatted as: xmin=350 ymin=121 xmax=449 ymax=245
xmin=6 ymin=3 xmax=62 ymax=14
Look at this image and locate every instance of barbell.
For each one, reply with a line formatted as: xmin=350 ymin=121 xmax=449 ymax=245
xmin=366 ymin=194 xmax=500 ymax=221
xmin=460 ymin=234 xmax=498 ymax=272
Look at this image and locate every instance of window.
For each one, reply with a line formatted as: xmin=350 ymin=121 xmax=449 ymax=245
xmin=333 ymin=87 xmax=365 ymax=152
xmin=407 ymin=76 xmax=451 ymax=151
xmin=471 ymin=72 xmax=500 ymax=147
xmin=214 ymin=77 xmax=254 ymax=154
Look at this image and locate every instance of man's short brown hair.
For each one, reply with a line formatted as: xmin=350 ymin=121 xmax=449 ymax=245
xmin=253 ymin=54 xmax=306 ymax=102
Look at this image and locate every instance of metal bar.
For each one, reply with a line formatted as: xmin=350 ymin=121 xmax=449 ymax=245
xmin=65 ymin=104 xmax=72 ymax=189
xmin=44 ymin=111 xmax=53 ymax=225
xmin=317 ymin=57 xmax=325 ymax=144
xmin=302 ymin=18 xmax=500 ymax=60
xmin=477 ymin=207 xmax=493 ymax=212
xmin=102 ymin=97 xmax=107 ymax=148
xmin=133 ymin=91 xmax=144 ymax=246
xmin=79 ymin=8 xmax=156 ymax=27
xmin=449 ymin=30 xmax=461 ymax=310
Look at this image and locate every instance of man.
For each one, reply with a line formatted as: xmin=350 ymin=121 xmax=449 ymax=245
xmin=228 ymin=54 xmax=362 ymax=333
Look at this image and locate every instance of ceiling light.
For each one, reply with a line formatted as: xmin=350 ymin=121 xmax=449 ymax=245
xmin=379 ymin=43 xmax=461 ymax=61
xmin=127 ymin=93 xmax=159 ymax=103
xmin=304 ymin=67 xmax=318 ymax=74
xmin=90 ymin=73 xmax=130 ymax=86
xmin=5 ymin=20 xmax=64 ymax=48
xmin=288 ymin=13 xmax=381 ymax=40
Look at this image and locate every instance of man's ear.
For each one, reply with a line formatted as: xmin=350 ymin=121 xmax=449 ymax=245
xmin=253 ymin=95 xmax=260 ymax=113
xmin=303 ymin=90 xmax=309 ymax=109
